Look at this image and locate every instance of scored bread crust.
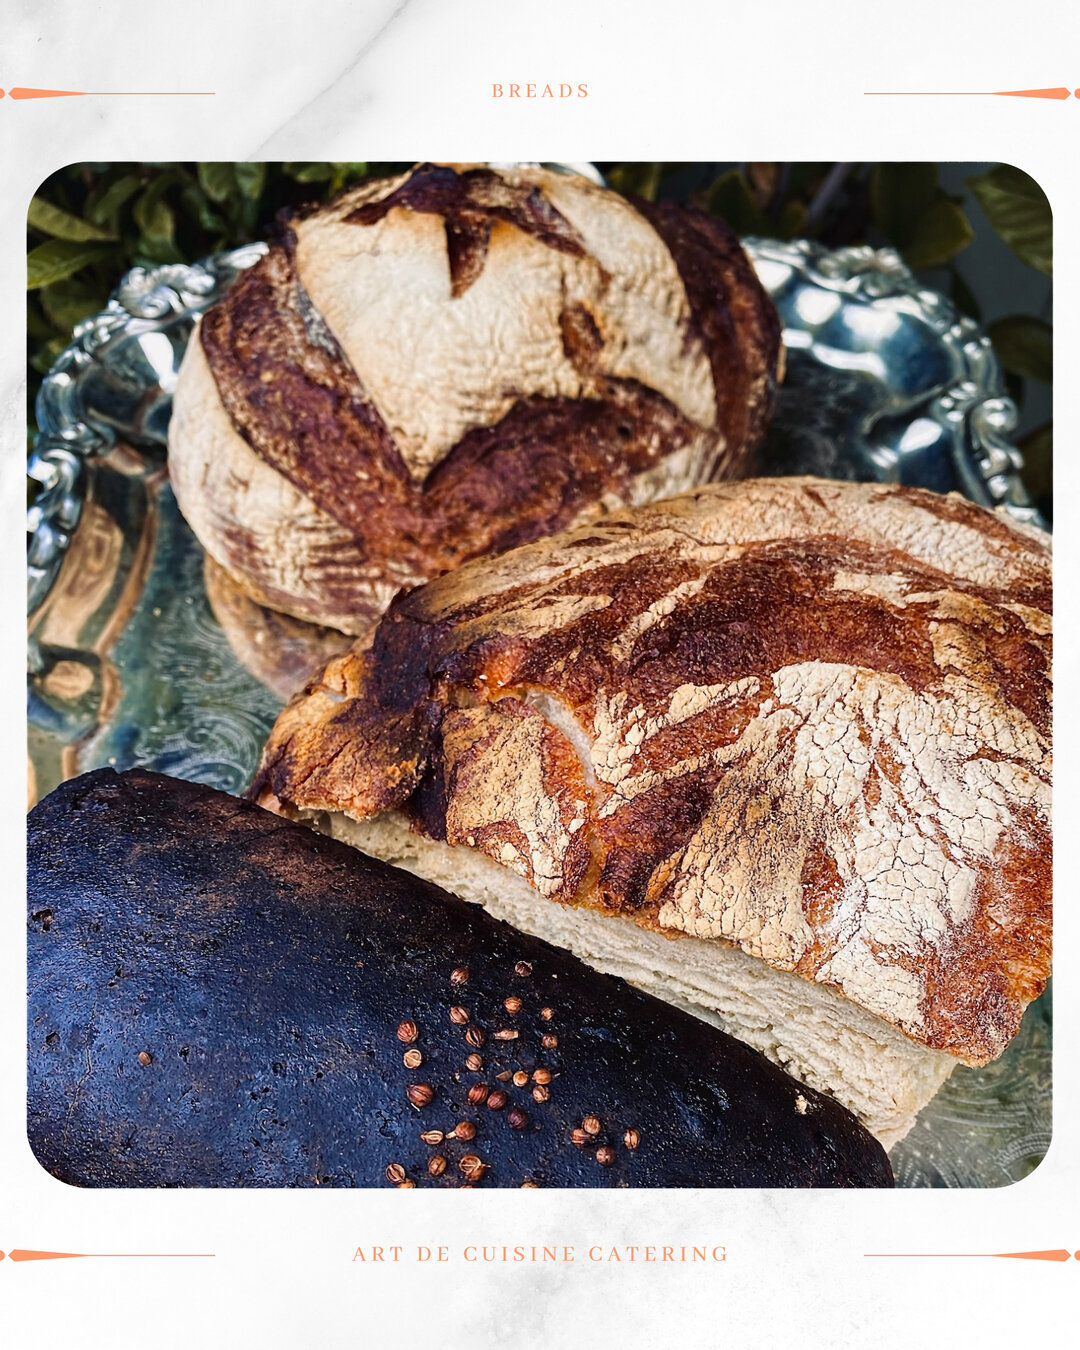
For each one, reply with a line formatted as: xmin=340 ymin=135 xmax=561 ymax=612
xmin=253 ymin=477 xmax=1052 ymax=1066
xmin=169 ymin=163 xmax=780 ymax=635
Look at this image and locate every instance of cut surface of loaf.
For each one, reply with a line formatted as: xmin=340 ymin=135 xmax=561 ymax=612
xmin=28 ymin=769 xmax=892 ymax=1188
xmin=253 ymin=477 xmax=1052 ymax=1137
xmin=315 ymin=808 xmax=955 ymax=1147
xmin=169 ymin=162 xmax=780 ymax=635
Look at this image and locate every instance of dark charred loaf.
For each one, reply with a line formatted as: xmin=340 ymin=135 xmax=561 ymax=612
xmin=27 ymin=769 xmax=891 ymax=1189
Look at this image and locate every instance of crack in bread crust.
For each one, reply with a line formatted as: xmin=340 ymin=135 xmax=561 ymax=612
xmin=343 ymin=161 xmax=589 ymax=297
xmin=253 ymin=477 xmax=1052 ymax=1064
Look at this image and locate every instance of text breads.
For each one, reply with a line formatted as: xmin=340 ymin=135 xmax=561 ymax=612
xmin=27 ymin=770 xmax=892 ymax=1188
xmin=169 ymin=163 xmax=780 ymax=635
xmin=254 ymin=477 xmax=1052 ymax=1144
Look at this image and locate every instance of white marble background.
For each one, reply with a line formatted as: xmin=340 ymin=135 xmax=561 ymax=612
xmin=2 ymin=3 xmax=1079 ymax=1347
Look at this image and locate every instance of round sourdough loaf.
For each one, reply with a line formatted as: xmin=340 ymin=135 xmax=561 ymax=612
xmin=168 ymin=163 xmax=780 ymax=635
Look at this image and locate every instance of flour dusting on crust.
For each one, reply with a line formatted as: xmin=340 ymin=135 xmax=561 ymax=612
xmin=254 ymin=477 xmax=1052 ymax=1064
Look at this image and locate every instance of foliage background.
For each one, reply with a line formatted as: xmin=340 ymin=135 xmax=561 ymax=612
xmin=27 ymin=161 xmax=1053 ymax=519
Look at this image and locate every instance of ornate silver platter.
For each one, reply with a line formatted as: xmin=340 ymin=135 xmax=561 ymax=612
xmin=25 ymin=234 xmax=1050 ymax=1189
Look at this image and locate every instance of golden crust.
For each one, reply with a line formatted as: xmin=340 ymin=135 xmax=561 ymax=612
xmin=169 ymin=163 xmax=781 ymax=633
xmin=253 ymin=477 xmax=1052 ymax=1064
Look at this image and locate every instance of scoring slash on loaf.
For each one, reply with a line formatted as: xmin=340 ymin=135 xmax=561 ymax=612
xmin=168 ymin=162 xmax=780 ymax=637
xmin=253 ymin=477 xmax=1052 ymax=1146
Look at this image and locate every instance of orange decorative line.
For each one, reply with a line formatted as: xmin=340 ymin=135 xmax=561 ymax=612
xmin=1 ymin=87 xmax=215 ymax=100
xmin=4 ymin=1249 xmax=214 ymax=1262
xmin=865 ymin=1249 xmax=1073 ymax=1261
xmin=864 ymin=87 xmax=1072 ymax=99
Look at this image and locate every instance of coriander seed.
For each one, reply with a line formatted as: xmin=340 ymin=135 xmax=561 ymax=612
xmin=459 ymin=1154 xmax=486 ymax=1181
xmin=406 ymin=1083 xmax=434 ymax=1108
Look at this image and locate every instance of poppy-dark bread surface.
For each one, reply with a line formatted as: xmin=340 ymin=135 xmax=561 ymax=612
xmin=253 ymin=476 xmax=1052 ymax=1145
xmin=27 ymin=768 xmax=891 ymax=1188
xmin=168 ymin=162 xmax=780 ymax=636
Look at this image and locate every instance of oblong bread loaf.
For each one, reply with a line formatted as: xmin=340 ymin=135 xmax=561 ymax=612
xmin=27 ymin=769 xmax=891 ymax=1188
xmin=254 ymin=477 xmax=1052 ymax=1142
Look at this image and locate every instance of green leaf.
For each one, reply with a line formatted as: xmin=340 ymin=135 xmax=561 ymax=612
xmin=966 ymin=165 xmax=1052 ymax=275
xmin=27 ymin=239 xmax=115 ymax=290
xmin=87 ymin=174 xmax=142 ymax=226
xmin=329 ymin=162 xmax=369 ymax=193
xmin=948 ymin=265 xmax=982 ymax=323
xmin=283 ymin=161 xmax=335 ymax=183
xmin=1018 ymin=421 xmax=1052 ymax=517
xmin=40 ymin=279 xmax=109 ymax=332
xmin=135 ymin=234 xmax=185 ymax=265
xmin=1019 ymin=422 xmax=1052 ymax=503
xmin=132 ymin=169 xmax=181 ymax=246
xmin=706 ymin=170 xmax=768 ymax=235
xmin=235 ymin=161 xmax=267 ymax=200
xmin=135 ymin=196 xmax=176 ymax=246
xmin=606 ymin=162 xmax=664 ymax=202
xmin=869 ymin=162 xmax=939 ymax=249
xmin=27 ymin=196 xmax=116 ymax=242
xmin=179 ymin=184 xmax=226 ymax=233
xmin=30 ymin=335 xmax=70 ymax=373
xmin=26 ymin=299 xmax=56 ymax=339
xmin=902 ymin=197 xmax=974 ymax=270
xmin=987 ymin=315 xmax=1052 ymax=383
xmin=198 ymin=162 xmax=238 ymax=203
